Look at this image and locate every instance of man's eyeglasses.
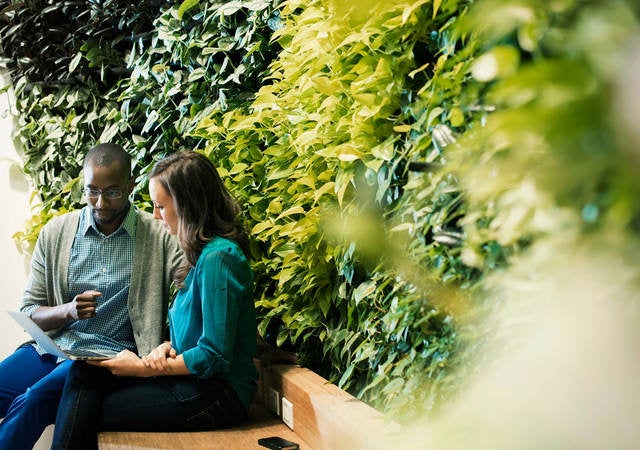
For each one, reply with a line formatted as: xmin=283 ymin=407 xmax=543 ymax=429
xmin=84 ymin=188 xmax=124 ymax=200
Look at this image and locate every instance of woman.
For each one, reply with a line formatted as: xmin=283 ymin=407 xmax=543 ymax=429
xmin=51 ymin=151 xmax=258 ymax=450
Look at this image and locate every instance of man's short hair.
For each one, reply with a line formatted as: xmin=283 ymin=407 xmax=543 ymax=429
xmin=84 ymin=144 xmax=132 ymax=178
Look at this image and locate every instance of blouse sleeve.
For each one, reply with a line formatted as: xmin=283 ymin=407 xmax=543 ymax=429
xmin=182 ymin=246 xmax=252 ymax=379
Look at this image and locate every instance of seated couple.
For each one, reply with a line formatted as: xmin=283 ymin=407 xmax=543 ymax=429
xmin=0 ymin=144 xmax=258 ymax=450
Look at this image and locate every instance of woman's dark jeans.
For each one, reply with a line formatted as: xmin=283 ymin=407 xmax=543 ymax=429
xmin=51 ymin=362 xmax=248 ymax=450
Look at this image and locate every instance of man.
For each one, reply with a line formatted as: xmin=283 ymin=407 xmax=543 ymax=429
xmin=0 ymin=143 xmax=182 ymax=449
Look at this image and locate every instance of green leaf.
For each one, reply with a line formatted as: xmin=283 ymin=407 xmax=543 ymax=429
xmin=354 ymin=280 xmax=376 ymax=305
xmin=68 ymin=52 xmax=83 ymax=73
xmin=448 ymin=107 xmax=464 ymax=127
xmin=177 ymin=0 xmax=200 ymax=19
xmin=188 ymin=67 xmax=206 ymax=82
xmin=433 ymin=0 xmax=442 ymax=19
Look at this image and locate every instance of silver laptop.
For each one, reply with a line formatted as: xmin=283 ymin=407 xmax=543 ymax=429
xmin=8 ymin=310 xmax=118 ymax=361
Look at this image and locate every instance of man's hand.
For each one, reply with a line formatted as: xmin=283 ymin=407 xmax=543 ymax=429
xmin=90 ymin=350 xmax=149 ymax=377
xmin=66 ymin=290 xmax=101 ymax=320
xmin=30 ymin=289 xmax=103 ymax=330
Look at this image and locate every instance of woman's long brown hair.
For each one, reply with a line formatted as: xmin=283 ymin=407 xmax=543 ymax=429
xmin=149 ymin=151 xmax=250 ymax=287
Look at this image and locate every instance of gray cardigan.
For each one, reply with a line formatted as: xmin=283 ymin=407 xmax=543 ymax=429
xmin=20 ymin=207 xmax=183 ymax=355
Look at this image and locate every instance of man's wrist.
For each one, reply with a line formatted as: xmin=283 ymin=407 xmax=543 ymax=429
xmin=64 ymin=302 xmax=75 ymax=321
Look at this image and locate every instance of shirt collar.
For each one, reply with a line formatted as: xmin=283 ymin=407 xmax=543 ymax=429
xmin=81 ymin=204 xmax=137 ymax=237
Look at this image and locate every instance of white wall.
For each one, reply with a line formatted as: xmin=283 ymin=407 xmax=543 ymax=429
xmin=0 ymin=70 xmax=54 ymax=450
xmin=0 ymin=71 xmax=32 ymax=359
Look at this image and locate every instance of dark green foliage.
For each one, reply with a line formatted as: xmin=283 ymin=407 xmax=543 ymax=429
xmin=2 ymin=0 xmax=283 ymax=221
xmin=0 ymin=0 xmax=167 ymax=85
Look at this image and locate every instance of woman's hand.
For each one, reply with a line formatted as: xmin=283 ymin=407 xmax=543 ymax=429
xmin=89 ymin=345 xmax=189 ymax=377
xmin=89 ymin=349 xmax=151 ymax=377
xmin=142 ymin=341 xmax=177 ymax=372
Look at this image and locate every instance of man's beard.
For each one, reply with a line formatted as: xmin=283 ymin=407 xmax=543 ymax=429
xmin=92 ymin=206 xmax=127 ymax=225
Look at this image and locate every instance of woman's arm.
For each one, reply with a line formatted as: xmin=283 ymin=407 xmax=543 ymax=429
xmin=91 ymin=348 xmax=191 ymax=377
xmin=179 ymin=249 xmax=251 ymax=379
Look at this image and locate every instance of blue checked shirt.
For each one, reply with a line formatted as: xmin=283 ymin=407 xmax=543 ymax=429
xmin=24 ymin=206 xmax=138 ymax=355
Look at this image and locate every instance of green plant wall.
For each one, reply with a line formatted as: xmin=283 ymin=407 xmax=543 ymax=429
xmin=2 ymin=0 xmax=639 ymax=421
xmin=196 ymin=0 xmax=485 ymax=415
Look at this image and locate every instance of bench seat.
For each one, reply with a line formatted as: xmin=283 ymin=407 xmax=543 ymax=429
xmin=99 ymin=401 xmax=309 ymax=449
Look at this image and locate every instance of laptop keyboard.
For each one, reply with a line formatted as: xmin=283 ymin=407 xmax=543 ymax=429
xmin=67 ymin=348 xmax=110 ymax=358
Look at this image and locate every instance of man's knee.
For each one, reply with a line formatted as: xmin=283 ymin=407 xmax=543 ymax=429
xmin=18 ymin=383 xmax=63 ymax=412
xmin=0 ymin=385 xmax=25 ymax=418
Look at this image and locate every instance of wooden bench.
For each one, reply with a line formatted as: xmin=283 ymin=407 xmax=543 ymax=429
xmin=262 ymin=364 xmax=401 ymax=450
xmin=98 ymin=361 xmax=400 ymax=449
xmin=98 ymin=402 xmax=306 ymax=449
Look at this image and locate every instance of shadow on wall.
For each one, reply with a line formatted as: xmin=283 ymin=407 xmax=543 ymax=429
xmin=8 ymin=162 xmax=29 ymax=193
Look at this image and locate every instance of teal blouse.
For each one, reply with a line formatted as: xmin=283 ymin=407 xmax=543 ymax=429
xmin=168 ymin=237 xmax=258 ymax=411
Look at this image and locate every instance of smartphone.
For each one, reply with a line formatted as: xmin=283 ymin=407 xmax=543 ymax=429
xmin=258 ymin=436 xmax=300 ymax=450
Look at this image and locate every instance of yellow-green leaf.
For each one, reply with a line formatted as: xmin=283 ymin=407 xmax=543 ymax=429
xmin=433 ymin=0 xmax=442 ymax=19
xmin=393 ymin=124 xmax=412 ymax=133
xmin=277 ymin=206 xmax=306 ymax=219
xmin=449 ymin=107 xmax=464 ymax=127
xmin=251 ymin=221 xmax=273 ymax=235
xmin=177 ymin=0 xmax=199 ymax=19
